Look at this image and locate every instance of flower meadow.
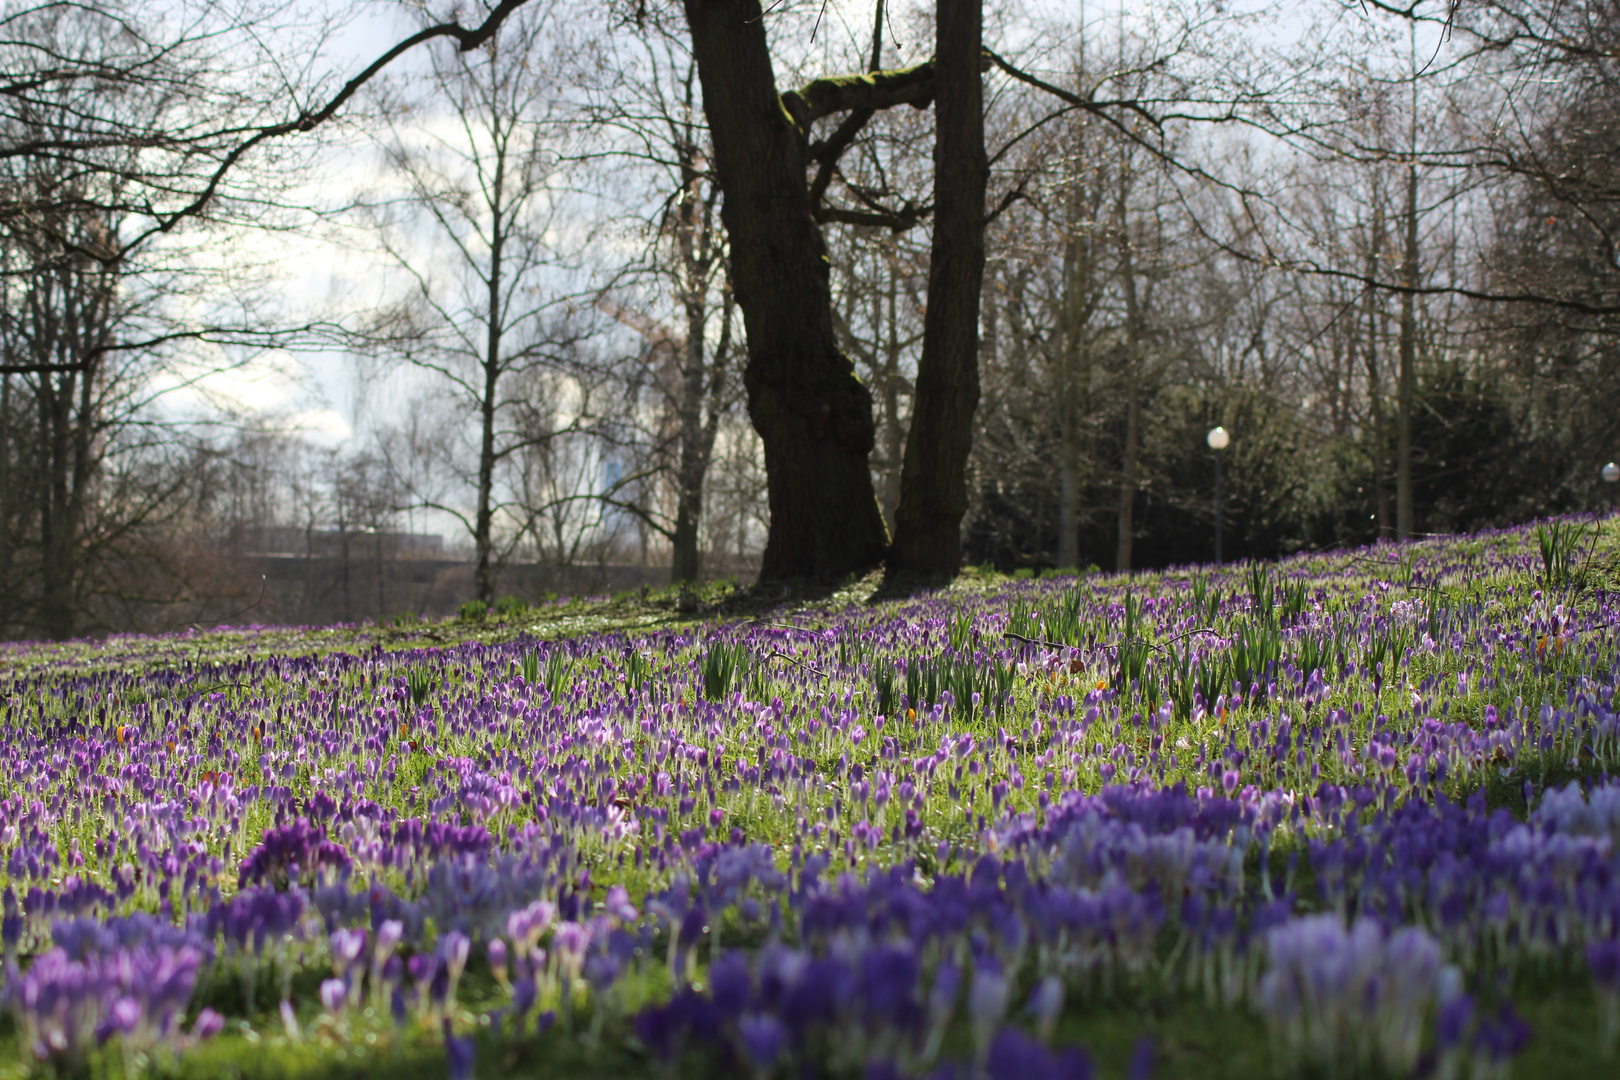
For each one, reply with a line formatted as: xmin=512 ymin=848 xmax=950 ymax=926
xmin=4 ymin=520 xmax=1620 ymax=1078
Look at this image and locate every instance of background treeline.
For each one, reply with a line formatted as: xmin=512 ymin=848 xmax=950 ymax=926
xmin=0 ymin=0 xmax=1614 ymax=637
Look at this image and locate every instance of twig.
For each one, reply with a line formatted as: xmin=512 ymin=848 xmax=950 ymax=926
xmin=758 ymin=621 xmax=835 ymax=637
xmin=1574 ymin=518 xmax=1605 ymax=589
xmin=765 ymin=650 xmax=831 ymax=678
xmin=1002 ymin=631 xmax=1074 ymax=651
xmin=187 ymin=681 xmax=257 ymax=697
xmin=1152 ymin=627 xmax=1221 ymax=652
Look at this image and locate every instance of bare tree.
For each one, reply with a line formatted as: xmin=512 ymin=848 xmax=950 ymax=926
xmin=0 ymin=0 xmax=563 ymax=637
xmin=582 ymin=22 xmax=749 ymax=584
xmin=360 ymin=2 xmax=595 ymax=605
xmin=0 ymin=4 xmax=207 ymax=637
xmin=0 ymin=0 xmax=548 ymax=259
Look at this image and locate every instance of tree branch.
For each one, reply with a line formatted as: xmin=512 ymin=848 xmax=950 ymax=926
xmin=780 ymin=60 xmax=938 ymax=132
xmin=808 ymin=106 xmax=874 ymax=208
xmin=983 ymin=48 xmax=1165 ymax=134
xmin=813 ymin=203 xmax=929 ymax=231
xmin=106 ymin=0 xmax=540 ymax=255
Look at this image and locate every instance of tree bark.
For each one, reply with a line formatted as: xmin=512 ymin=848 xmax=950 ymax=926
xmin=1396 ymin=161 xmax=1418 ymax=540
xmin=39 ymin=365 xmax=75 ymax=641
xmin=1114 ymin=380 xmax=1139 ymax=572
xmin=879 ymin=261 xmax=905 ymax=534
xmin=669 ymin=310 xmax=710 ymax=584
xmin=0 ymin=374 xmax=11 ymax=613
xmin=666 ymin=122 xmax=732 ymax=585
xmin=28 ymin=245 xmax=112 ymax=641
xmin=1114 ymin=191 xmax=1141 ymax=573
xmin=683 ymin=0 xmax=888 ymax=581
xmin=474 ymin=177 xmax=502 ymax=606
xmin=888 ymin=0 xmax=986 ymax=580
xmin=1362 ymin=200 xmax=1392 ymax=541
xmin=1054 ymin=192 xmax=1094 ymax=572
xmin=670 ymin=287 xmax=729 ymax=584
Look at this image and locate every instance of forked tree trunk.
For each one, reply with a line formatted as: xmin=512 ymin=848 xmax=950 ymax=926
xmin=683 ymin=0 xmax=888 ymax=581
xmin=888 ymin=0 xmax=985 ymax=580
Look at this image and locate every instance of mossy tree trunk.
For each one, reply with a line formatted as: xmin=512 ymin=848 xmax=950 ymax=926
xmin=682 ymin=0 xmax=890 ymax=581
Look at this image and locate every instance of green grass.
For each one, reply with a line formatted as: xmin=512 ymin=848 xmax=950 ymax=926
xmin=5 ymin=524 xmax=1620 ymax=1077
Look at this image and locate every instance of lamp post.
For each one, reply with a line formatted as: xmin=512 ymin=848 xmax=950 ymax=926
xmin=1604 ymin=462 xmax=1619 ymax=511
xmin=1208 ymin=426 xmax=1230 ymax=563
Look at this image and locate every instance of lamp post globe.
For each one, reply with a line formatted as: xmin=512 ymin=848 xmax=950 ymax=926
xmin=1207 ymin=426 xmax=1230 ymax=452
xmin=1605 ymin=462 xmax=1619 ymax=511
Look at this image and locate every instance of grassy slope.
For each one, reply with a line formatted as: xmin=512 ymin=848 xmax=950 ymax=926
xmin=5 ymin=526 xmax=1620 ymax=1078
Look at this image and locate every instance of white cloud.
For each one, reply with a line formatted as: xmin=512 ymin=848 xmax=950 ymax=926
xmin=148 ymin=351 xmax=356 ymax=446
xmin=285 ymin=408 xmax=354 ymax=446
xmin=151 ymin=349 xmax=302 ymax=414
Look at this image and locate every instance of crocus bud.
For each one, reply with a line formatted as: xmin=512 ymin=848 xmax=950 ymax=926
xmin=488 ymin=938 xmax=509 ymax=989
xmin=441 ymin=931 xmax=471 ymax=983
xmin=191 ymin=1008 xmax=225 ymax=1041
xmin=1026 ymin=975 xmax=1064 ymax=1042
xmin=968 ymin=965 xmax=1009 ymax=1057
xmin=375 ymin=919 xmax=404 ymax=960
xmin=320 ymin=978 xmax=347 ymax=1015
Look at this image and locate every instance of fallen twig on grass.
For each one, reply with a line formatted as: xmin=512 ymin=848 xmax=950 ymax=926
xmin=765 ymin=650 xmax=831 ymax=678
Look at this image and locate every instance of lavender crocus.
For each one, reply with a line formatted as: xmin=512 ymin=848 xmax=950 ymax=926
xmin=1258 ymin=914 xmax=1449 ymax=1076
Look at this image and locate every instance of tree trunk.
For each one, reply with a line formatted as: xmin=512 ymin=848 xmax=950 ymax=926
xmin=474 ymin=373 xmax=498 ymax=603
xmin=474 ymin=259 xmax=501 ymax=605
xmin=473 ymin=141 xmax=507 ymax=607
xmin=879 ymin=243 xmax=905 ymax=534
xmin=683 ymin=0 xmax=887 ymax=582
xmin=0 ymin=374 xmax=12 ymax=618
xmin=1054 ymin=217 xmax=1092 ymax=571
xmin=1115 ymin=380 xmax=1138 ymax=572
xmin=1058 ymin=436 xmax=1080 ymax=570
xmin=38 ymin=368 xmax=74 ymax=640
xmin=670 ymin=479 xmax=703 ymax=583
xmin=1114 ymin=199 xmax=1141 ymax=573
xmin=880 ymin=333 xmax=904 ymax=536
xmin=667 ymin=128 xmax=732 ymax=586
xmin=670 ymin=295 xmax=721 ymax=583
xmin=1396 ymin=161 xmax=1418 ymax=540
xmin=1362 ymin=202 xmax=1391 ymax=541
xmin=32 ymin=248 xmax=111 ymax=641
xmin=888 ymin=0 xmax=986 ymax=580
